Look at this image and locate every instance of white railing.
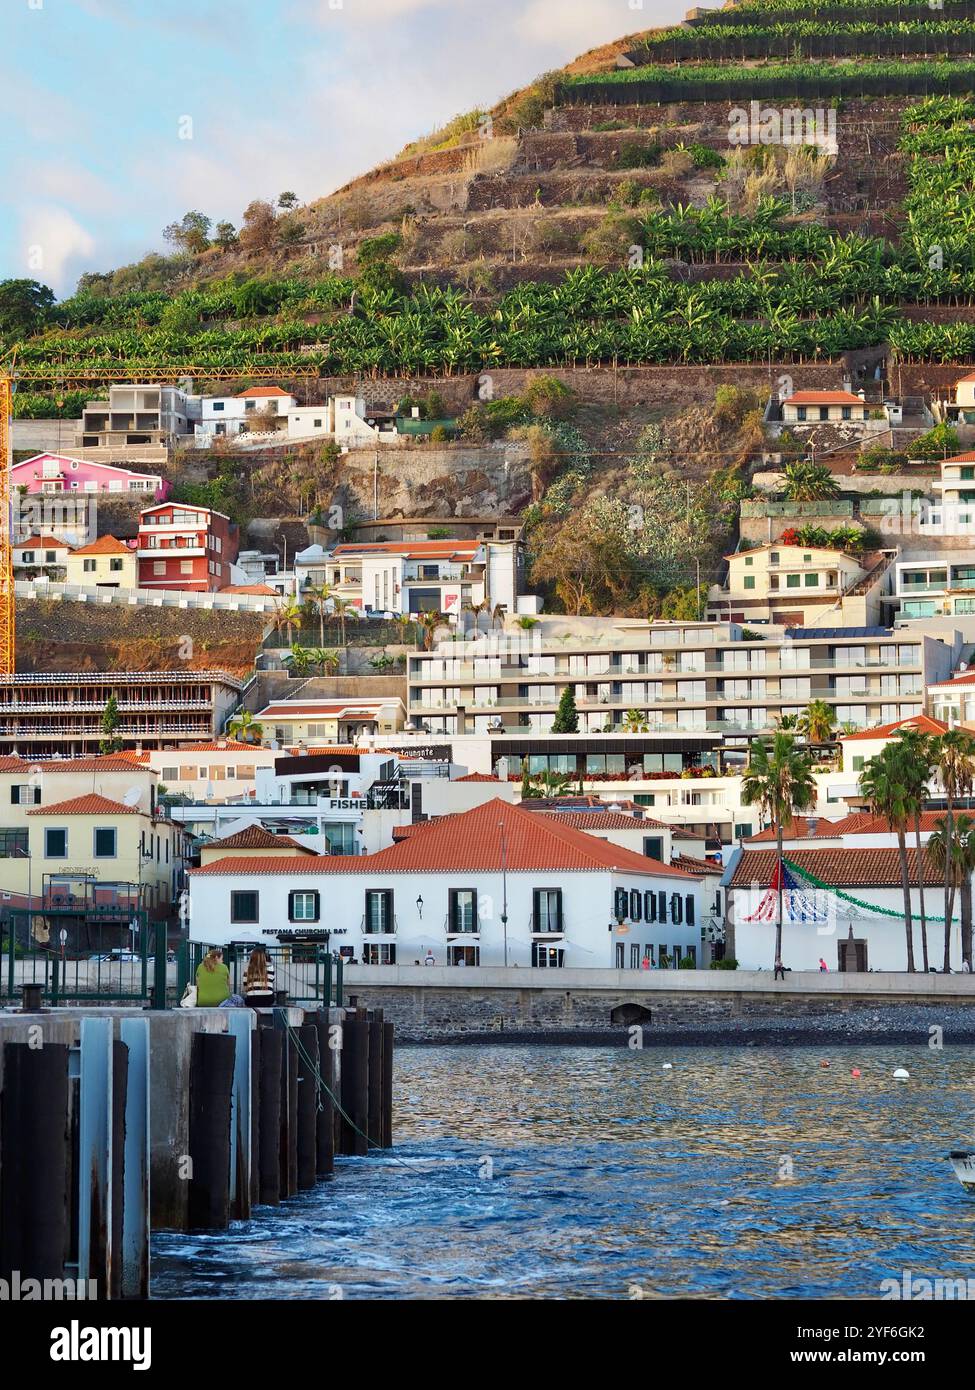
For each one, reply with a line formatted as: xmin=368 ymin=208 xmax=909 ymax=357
xmin=15 ymin=579 xmax=279 ymax=614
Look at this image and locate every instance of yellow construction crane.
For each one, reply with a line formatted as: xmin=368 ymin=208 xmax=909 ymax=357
xmin=0 ymin=363 xmax=322 ymax=676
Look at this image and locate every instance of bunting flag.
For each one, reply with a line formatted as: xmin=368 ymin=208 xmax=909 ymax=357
xmin=784 ymin=856 xmax=954 ymax=925
xmin=743 ymin=857 xmax=831 ymax=924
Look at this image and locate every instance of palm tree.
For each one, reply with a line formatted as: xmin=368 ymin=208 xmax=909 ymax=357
xmin=305 ymin=582 xmax=334 ymax=647
xmin=928 ymin=814 xmax=975 ymax=972
xmin=741 ymin=732 xmax=816 ymax=968
xmin=491 ymin=602 xmax=506 ymax=631
xmin=310 ymin=647 xmax=340 ymax=675
xmin=331 ymin=596 xmax=357 ymax=647
xmin=894 ymin=727 xmax=937 ymax=973
xmin=272 ymin=597 xmax=304 ymax=646
xmin=417 ymin=610 xmax=446 ymax=652
xmin=933 ymin=730 xmax=975 ymax=971
xmin=394 ymin=613 xmax=415 ymax=648
xmin=801 ymin=699 xmax=836 ymax=746
xmin=464 ymin=599 xmax=490 ymax=636
xmin=859 ymin=744 xmax=918 ymax=972
xmin=228 ymin=709 xmax=263 ymax=745
xmin=780 ymin=460 xmax=840 ymax=502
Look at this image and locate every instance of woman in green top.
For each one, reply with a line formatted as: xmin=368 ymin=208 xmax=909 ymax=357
xmin=196 ymin=947 xmax=231 ymax=1007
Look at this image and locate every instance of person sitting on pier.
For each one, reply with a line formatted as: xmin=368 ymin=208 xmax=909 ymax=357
xmin=196 ymin=947 xmax=231 ymax=1008
xmin=243 ymin=948 xmax=275 ymax=1007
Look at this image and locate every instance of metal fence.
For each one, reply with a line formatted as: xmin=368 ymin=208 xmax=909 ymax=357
xmin=0 ymin=912 xmax=160 ymax=1006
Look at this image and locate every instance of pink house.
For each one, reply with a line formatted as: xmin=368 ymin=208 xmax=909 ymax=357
xmin=11 ymin=453 xmax=170 ymax=500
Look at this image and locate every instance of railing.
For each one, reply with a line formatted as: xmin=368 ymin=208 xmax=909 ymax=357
xmin=359 ymin=914 xmax=398 ymax=936
xmin=411 ymin=656 xmax=921 ymax=681
xmin=442 ymin=914 xmax=479 ymax=935
xmin=184 ymin=941 xmax=342 ymax=1008
xmin=1 ymin=910 xmax=155 ymax=1005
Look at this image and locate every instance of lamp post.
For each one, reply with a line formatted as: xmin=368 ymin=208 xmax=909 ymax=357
xmin=416 ymin=894 xmax=423 ymax=920
xmin=499 ymin=820 xmax=508 ymax=967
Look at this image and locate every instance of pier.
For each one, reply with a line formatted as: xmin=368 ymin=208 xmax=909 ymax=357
xmin=0 ymin=1002 xmax=394 ymax=1299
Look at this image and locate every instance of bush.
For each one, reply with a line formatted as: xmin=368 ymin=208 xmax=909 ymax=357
xmin=709 ymin=958 xmax=739 ymax=970
xmin=617 ymin=141 xmax=661 ymax=169
xmin=678 ymin=956 xmax=698 ymax=969
xmin=688 ymin=143 xmax=725 ymax=170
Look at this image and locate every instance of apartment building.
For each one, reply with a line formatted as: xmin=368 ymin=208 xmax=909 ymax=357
xmin=75 ymin=384 xmax=199 ymax=464
xmin=145 ymin=740 xmax=277 ymax=803
xmin=0 ymin=671 xmax=244 ymax=757
xmin=708 ymin=543 xmax=893 ymax=628
xmin=137 ymin=502 xmax=237 ymax=591
xmin=307 ymin=539 xmax=527 ymax=620
xmin=405 ymin=620 xmax=953 ymax=740
xmin=882 ymin=553 xmax=975 ymax=621
xmin=254 ymin=697 xmax=406 ymax=747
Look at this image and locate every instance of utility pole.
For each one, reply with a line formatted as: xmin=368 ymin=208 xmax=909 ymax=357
xmin=499 ymin=819 xmax=509 ymax=967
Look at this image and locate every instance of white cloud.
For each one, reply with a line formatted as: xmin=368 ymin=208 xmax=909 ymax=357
xmin=18 ymin=206 xmax=96 ymax=292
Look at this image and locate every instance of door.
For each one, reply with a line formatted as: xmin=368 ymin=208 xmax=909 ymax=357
xmin=615 ymin=943 xmax=625 ymax=968
xmin=838 ymin=939 xmax=867 ymax=972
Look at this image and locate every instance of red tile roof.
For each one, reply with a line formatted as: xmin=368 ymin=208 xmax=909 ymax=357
xmin=331 ymin=540 xmax=479 ymax=559
xmin=14 ymin=535 xmax=73 ymax=551
xmin=940 ymin=451 xmax=975 ymax=464
xmin=730 ymin=846 xmax=945 ymax=888
xmin=219 ymin=584 xmax=279 ymax=595
xmin=830 ymin=810 xmax=948 ymax=836
xmin=672 ymin=853 xmax=722 ymax=875
xmin=72 ymin=535 xmax=131 ymax=556
xmin=842 ymin=715 xmax=948 ymax=740
xmin=235 ymin=386 xmax=292 ymax=398
xmin=746 ymin=816 xmax=843 ymax=843
xmin=190 ymin=798 xmax=696 ymax=877
xmin=256 ymin=701 xmax=395 ymax=718
xmin=928 ymin=671 xmax=975 ymax=689
xmin=456 ymin=772 xmax=499 ymax=782
xmin=207 ymin=825 xmax=315 ymax=853
xmin=787 ymin=390 xmax=864 ymax=406
xmin=155 ymin=740 xmax=263 ymax=753
xmin=28 ymin=793 xmax=145 ymax=816
xmin=541 ymin=811 xmax=665 ymax=831
xmin=0 ymin=753 xmax=153 ymax=774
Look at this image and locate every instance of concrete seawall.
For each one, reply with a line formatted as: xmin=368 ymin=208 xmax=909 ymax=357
xmin=341 ymin=967 xmax=975 ymax=1041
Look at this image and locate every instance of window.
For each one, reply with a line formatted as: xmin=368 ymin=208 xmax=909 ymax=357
xmin=643 ymin=835 xmax=664 ymax=861
xmin=0 ymin=829 xmax=28 ymax=857
xmin=153 ymin=561 xmax=165 ymax=576
xmin=110 ymin=558 xmax=123 ymax=572
xmin=804 ymin=572 xmax=818 ymax=587
xmin=786 ymin=574 xmax=800 ymax=588
xmin=45 ymin=828 xmax=67 ymax=858
xmin=365 ymin=889 xmax=394 ymax=933
xmin=842 ymin=406 xmax=851 ymax=420
xmin=533 ymin=888 xmax=563 ymax=932
xmin=231 ymin=891 xmax=259 ymax=923
xmin=162 ymin=766 xmax=178 ymax=781
xmin=797 ymin=407 xmax=807 ymax=421
xmin=83 ymin=558 xmax=96 ymax=572
xmin=629 ymin=889 xmax=642 ymax=922
xmin=531 ymin=942 xmax=564 ymax=968
xmin=11 ymin=784 xmax=41 ymax=805
xmin=644 ymin=890 xmax=657 ymax=922
xmin=743 ymin=575 xmax=755 ymax=590
xmin=212 ymin=402 xmax=224 ymax=412
xmin=93 ymin=827 xmax=117 ymax=858
xmin=744 ymin=555 xmax=753 ymax=566
xmin=685 ymin=894 xmax=695 ymax=925
xmin=45 ymin=550 xmax=56 ymax=563
xmin=21 ymin=551 xmax=34 ymax=565
xmin=670 ymin=893 xmax=684 ymax=925
xmin=852 ymin=755 xmax=865 ymax=772
xmin=289 ymin=890 xmax=320 ymax=922
xmin=448 ymin=889 xmax=477 ymax=933
xmin=363 ymin=943 xmax=396 ymax=964
xmin=180 ymin=561 xmax=193 ymax=575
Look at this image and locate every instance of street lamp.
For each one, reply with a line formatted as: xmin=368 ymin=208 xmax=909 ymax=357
xmin=416 ymin=894 xmax=423 ymax=919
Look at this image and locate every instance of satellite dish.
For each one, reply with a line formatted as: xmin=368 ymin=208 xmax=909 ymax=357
xmin=122 ymin=786 xmax=142 ymax=807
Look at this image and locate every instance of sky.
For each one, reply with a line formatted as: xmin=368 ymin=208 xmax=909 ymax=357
xmin=0 ymin=0 xmax=687 ymax=298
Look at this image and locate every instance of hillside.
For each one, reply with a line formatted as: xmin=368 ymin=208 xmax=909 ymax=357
xmin=9 ymin=0 xmax=975 ymax=401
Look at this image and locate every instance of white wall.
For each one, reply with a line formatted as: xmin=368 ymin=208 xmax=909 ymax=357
xmin=188 ymin=866 xmax=703 ymax=968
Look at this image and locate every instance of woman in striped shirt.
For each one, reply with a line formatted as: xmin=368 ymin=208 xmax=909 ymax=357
xmin=242 ymin=948 xmax=275 ymax=1007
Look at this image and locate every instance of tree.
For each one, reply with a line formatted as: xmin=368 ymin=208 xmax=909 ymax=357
xmin=417 ymin=610 xmax=446 ymax=652
xmin=0 ymin=279 xmax=55 ymax=339
xmin=801 ymin=699 xmax=837 ymax=745
xmin=239 ymin=200 xmax=277 ymax=254
xmin=99 ymin=694 xmax=123 ymax=753
xmin=162 ymin=211 xmax=211 ymax=255
xmin=859 ymin=744 xmax=920 ymax=972
xmin=551 ymin=686 xmax=578 ymax=734
xmin=894 ymin=727 xmax=937 ymax=973
xmin=272 ymin=598 xmax=304 ymax=646
xmin=213 ymin=221 xmax=238 ymax=249
xmin=331 ymin=596 xmax=358 ymax=648
xmin=305 ymin=582 xmax=334 ymax=646
xmin=278 ymin=191 xmax=299 ymax=210
xmin=741 ymin=732 xmax=816 ymax=968
xmin=928 ymin=814 xmax=975 ymax=972
xmin=284 ymin=644 xmax=315 ymax=676
xmin=780 ymin=460 xmax=840 ymax=502
xmin=310 ymin=648 xmax=340 ymax=675
xmin=228 ymin=709 xmax=264 ymax=744
xmin=933 ymin=730 xmax=975 ymax=970
xmin=659 ymin=584 xmax=706 ymax=622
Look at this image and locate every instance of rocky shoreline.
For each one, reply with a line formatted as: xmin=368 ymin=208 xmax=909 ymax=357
xmin=398 ymin=1003 xmax=975 ymax=1047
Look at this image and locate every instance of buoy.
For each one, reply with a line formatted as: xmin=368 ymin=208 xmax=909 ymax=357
xmin=820 ymin=1059 xmax=831 ymax=1069
xmin=662 ymin=1062 xmax=673 ymax=1070
xmin=893 ymin=1067 xmax=910 ymax=1080
xmin=851 ymin=1068 xmax=861 ymax=1078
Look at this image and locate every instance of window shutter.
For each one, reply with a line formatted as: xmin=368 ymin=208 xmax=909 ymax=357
xmin=554 ymin=890 xmax=563 ymax=932
xmin=384 ymin=889 xmax=394 ymax=930
xmin=10 ymin=786 xmax=19 ymax=805
xmin=288 ymin=890 xmax=296 ymax=921
xmin=645 ymin=890 xmax=656 ymax=922
xmin=658 ymin=890 xmax=667 ymax=923
xmin=614 ymin=887 xmax=628 ymax=920
xmin=533 ymin=889 xmax=541 ymax=929
xmin=670 ymin=893 xmax=683 ymax=925
xmin=629 ymin=889 xmax=641 ymax=923
xmin=685 ymin=894 xmax=695 ymax=925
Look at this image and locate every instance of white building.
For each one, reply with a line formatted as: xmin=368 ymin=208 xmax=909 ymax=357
xmin=780 ymin=389 xmax=871 ymax=425
xmin=195 ymin=387 xmax=297 ymax=445
xmin=188 ymin=797 xmax=703 ymax=968
xmin=884 ymin=552 xmax=975 ymax=621
xmin=724 ymin=845 xmax=962 ymax=972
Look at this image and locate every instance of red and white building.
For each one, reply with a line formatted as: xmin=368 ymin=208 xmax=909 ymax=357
xmin=137 ymin=502 xmax=237 ymax=591
xmin=187 ymin=797 xmax=703 ymax=968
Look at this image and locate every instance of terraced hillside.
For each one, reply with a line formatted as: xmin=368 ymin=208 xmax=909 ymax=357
xmin=14 ymin=0 xmax=975 ymax=406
